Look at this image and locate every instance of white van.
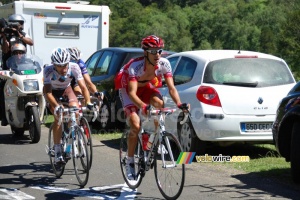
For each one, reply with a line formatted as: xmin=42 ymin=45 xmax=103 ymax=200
xmin=0 ymin=1 xmax=110 ymax=65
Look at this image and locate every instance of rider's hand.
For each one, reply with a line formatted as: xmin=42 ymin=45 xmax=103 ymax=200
xmin=94 ymin=91 xmax=104 ymax=101
xmin=87 ymin=102 xmax=94 ymax=111
xmin=141 ymin=104 xmax=151 ymax=116
xmin=54 ymin=105 xmax=61 ymax=117
xmin=177 ymin=103 xmax=190 ymax=112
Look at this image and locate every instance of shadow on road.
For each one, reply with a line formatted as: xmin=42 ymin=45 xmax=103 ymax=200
xmin=0 ymin=162 xmax=70 ymax=188
xmin=0 ymin=133 xmax=34 ymax=145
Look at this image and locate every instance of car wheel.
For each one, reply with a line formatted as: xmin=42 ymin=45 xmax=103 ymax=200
xmin=291 ymin=121 xmax=300 ymax=184
xmin=98 ymin=100 xmax=112 ymax=131
xmin=115 ymin=96 xmax=125 ymax=130
xmin=177 ymin=115 xmax=206 ymax=154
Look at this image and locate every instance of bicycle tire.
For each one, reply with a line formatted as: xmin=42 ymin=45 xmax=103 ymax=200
xmin=154 ymin=132 xmax=185 ymax=200
xmin=80 ymin=117 xmax=93 ymax=170
xmin=48 ymin=124 xmax=65 ymax=178
xmin=119 ymin=130 xmax=144 ymax=189
xmin=72 ymin=126 xmax=90 ymax=187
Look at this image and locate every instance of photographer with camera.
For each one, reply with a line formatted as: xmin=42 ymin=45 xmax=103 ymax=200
xmin=0 ymin=14 xmax=33 ymax=126
xmin=1 ymin=14 xmax=33 ymax=70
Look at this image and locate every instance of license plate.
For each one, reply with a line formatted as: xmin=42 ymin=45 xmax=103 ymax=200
xmin=241 ymin=122 xmax=273 ymax=132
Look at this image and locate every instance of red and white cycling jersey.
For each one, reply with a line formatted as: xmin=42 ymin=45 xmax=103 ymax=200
xmin=43 ymin=62 xmax=83 ymax=90
xmin=114 ymin=56 xmax=173 ymax=90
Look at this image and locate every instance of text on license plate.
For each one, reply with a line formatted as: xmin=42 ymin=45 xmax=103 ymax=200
xmin=241 ymin=122 xmax=273 ymax=132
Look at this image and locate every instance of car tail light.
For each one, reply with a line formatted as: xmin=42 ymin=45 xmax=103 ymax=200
xmin=196 ymin=86 xmax=222 ymax=107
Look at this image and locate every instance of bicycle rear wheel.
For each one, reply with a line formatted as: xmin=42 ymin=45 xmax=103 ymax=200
xmin=72 ymin=126 xmax=90 ymax=187
xmin=48 ymin=124 xmax=65 ymax=177
xmin=80 ymin=117 xmax=93 ymax=169
xmin=119 ymin=130 xmax=144 ymax=189
xmin=154 ymin=132 xmax=185 ymax=200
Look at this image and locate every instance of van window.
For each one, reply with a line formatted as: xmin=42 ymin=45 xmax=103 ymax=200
xmin=45 ymin=23 xmax=79 ymax=38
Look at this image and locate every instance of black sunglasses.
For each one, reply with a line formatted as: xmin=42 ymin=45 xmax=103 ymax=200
xmin=55 ymin=63 xmax=68 ymax=68
xmin=146 ymin=49 xmax=163 ymax=55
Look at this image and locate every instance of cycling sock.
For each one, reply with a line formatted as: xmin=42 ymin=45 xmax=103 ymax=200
xmin=127 ymin=156 xmax=134 ymax=164
xmin=54 ymin=144 xmax=61 ymax=154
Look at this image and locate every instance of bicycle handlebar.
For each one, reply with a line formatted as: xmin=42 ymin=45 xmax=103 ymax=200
xmin=77 ymin=95 xmax=101 ymax=122
xmin=141 ymin=107 xmax=190 ymax=125
xmin=57 ymin=106 xmax=80 ymax=125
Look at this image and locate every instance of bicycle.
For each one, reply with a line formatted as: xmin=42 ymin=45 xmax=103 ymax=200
xmin=119 ymin=106 xmax=189 ymax=200
xmin=47 ymin=98 xmax=97 ymax=187
xmin=77 ymin=94 xmax=102 ymax=169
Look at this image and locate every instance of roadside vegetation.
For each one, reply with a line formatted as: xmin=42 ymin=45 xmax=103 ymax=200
xmin=2 ymin=0 xmax=298 ymax=80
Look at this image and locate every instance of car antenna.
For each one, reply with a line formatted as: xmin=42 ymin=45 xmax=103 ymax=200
xmin=238 ymin=45 xmax=241 ymax=54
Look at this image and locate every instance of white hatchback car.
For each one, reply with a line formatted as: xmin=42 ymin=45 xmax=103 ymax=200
xmin=146 ymin=50 xmax=296 ymax=154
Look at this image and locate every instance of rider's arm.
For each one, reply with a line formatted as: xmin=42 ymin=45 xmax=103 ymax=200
xmin=128 ymin=80 xmax=146 ymax=109
xmin=43 ymin=84 xmax=59 ymax=111
xmin=165 ymin=77 xmax=181 ymax=106
xmin=77 ymin=79 xmax=91 ymax=104
xmin=20 ymin=32 xmax=33 ymax=46
xmin=1 ymin=35 xmax=9 ymax=53
xmin=83 ymin=73 xmax=98 ymax=94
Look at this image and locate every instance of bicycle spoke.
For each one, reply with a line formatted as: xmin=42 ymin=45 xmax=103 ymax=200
xmin=72 ymin=127 xmax=89 ymax=187
xmin=154 ymin=133 xmax=185 ymax=200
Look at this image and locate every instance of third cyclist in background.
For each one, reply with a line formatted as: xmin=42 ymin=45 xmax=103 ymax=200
xmin=67 ymin=47 xmax=103 ymax=102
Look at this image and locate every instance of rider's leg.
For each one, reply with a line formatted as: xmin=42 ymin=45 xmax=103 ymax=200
xmin=51 ymin=106 xmax=65 ymax=164
xmin=127 ymin=112 xmax=140 ymax=157
xmin=64 ymin=86 xmax=80 ymax=124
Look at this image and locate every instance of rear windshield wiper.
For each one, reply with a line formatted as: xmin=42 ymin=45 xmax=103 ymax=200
xmin=222 ymin=81 xmax=258 ymax=87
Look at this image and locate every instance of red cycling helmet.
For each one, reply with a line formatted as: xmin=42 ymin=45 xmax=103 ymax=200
xmin=141 ymin=35 xmax=164 ymax=50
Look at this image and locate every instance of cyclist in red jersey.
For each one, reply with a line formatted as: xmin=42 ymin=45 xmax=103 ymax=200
xmin=115 ymin=35 xmax=189 ymax=180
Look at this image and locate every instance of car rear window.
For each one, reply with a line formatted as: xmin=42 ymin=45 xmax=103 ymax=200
xmin=203 ymin=58 xmax=294 ymax=87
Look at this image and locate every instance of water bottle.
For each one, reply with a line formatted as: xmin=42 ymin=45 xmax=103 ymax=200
xmin=65 ymin=137 xmax=72 ymax=153
xmin=146 ymin=133 xmax=155 ymax=150
xmin=142 ymin=132 xmax=149 ymax=151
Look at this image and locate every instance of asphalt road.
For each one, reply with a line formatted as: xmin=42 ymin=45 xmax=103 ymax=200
xmin=1 ymin=125 xmax=300 ymax=199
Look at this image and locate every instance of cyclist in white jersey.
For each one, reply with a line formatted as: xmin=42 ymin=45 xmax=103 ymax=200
xmin=43 ymin=47 xmax=93 ymax=164
xmin=114 ymin=35 xmax=189 ymax=180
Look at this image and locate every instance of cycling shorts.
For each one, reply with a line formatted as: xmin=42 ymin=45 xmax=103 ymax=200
xmin=119 ymin=83 xmax=161 ymax=117
xmin=48 ymin=86 xmax=78 ymax=110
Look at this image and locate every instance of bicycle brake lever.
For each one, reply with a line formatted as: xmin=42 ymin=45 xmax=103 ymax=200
xmin=180 ymin=113 xmax=189 ymax=125
xmin=92 ymin=102 xmax=98 ymax=122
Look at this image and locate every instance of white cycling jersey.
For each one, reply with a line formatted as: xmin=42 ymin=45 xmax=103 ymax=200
xmin=43 ymin=62 xmax=83 ymax=90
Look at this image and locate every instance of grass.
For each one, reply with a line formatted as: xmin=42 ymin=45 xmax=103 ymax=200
xmin=205 ymin=143 xmax=292 ymax=184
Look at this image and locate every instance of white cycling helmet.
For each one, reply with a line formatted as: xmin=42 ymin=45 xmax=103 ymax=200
xmin=51 ymin=47 xmax=70 ymax=65
xmin=67 ymin=47 xmax=80 ymax=61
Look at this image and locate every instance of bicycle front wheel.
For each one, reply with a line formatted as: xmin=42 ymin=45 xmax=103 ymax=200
xmin=48 ymin=124 xmax=65 ymax=177
xmin=119 ymin=130 xmax=144 ymax=189
xmin=72 ymin=126 xmax=90 ymax=187
xmin=154 ymin=132 xmax=185 ymax=200
xmin=80 ymin=117 xmax=93 ymax=169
